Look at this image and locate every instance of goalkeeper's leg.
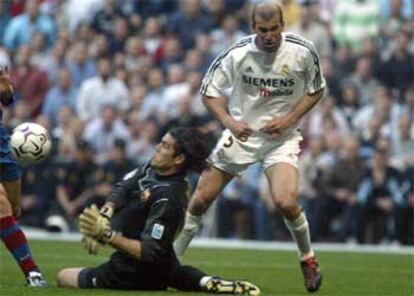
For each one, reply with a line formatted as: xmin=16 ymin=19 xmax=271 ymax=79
xmin=174 ymin=166 xmax=233 ymax=257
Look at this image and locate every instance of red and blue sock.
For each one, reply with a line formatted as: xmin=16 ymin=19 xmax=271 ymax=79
xmin=0 ymin=216 xmax=38 ymax=276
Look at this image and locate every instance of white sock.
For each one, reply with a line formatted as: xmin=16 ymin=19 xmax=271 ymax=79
xmin=174 ymin=212 xmax=202 ymax=257
xmin=199 ymin=276 xmax=213 ymax=288
xmin=284 ymin=212 xmax=314 ymax=260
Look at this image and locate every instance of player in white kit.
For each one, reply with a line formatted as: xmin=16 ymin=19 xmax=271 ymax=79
xmin=174 ymin=1 xmax=325 ymax=292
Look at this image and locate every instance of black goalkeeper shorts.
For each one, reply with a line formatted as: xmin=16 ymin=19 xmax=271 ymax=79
xmin=78 ymin=261 xmax=169 ymax=290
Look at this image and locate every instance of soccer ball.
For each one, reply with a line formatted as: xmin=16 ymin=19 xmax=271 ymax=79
xmin=10 ymin=122 xmax=52 ymax=165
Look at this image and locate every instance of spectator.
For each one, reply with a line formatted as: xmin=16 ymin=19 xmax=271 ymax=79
xmin=81 ymin=138 xmax=135 ymax=211
xmin=139 ymin=67 xmax=166 ymax=122
xmin=30 ymin=32 xmax=49 ymax=67
xmin=142 ymin=17 xmax=164 ymax=61
xmin=123 ymin=36 xmax=147 ymax=71
xmin=132 ymin=0 xmax=178 ymax=19
xmin=66 ymin=41 xmax=96 ymax=87
xmin=320 ymin=58 xmax=341 ymax=101
xmin=51 ymin=106 xmax=78 ymax=160
xmin=3 ymin=0 xmax=56 ymax=50
xmin=53 ymin=140 xmax=98 ymax=230
xmin=158 ymin=37 xmax=184 ymax=71
xmin=83 ymin=105 xmax=131 ymax=164
xmin=298 ymin=136 xmax=326 ymax=235
xmin=333 ymin=0 xmax=380 ymax=53
xmin=108 ymin=17 xmax=130 ymax=54
xmin=10 ymin=44 xmax=49 ymax=118
xmin=356 ymin=148 xmax=405 ymax=243
xmin=127 ymin=117 xmax=159 ymax=165
xmin=287 ymin=1 xmax=332 ymax=58
xmin=92 ymin=0 xmax=125 ymax=36
xmin=347 ymin=56 xmax=380 ymax=106
xmin=315 ymin=134 xmax=365 ymax=241
xmin=381 ymin=32 xmax=414 ymax=101
xmin=381 ymin=0 xmax=413 ymax=40
xmin=339 ymin=81 xmax=360 ymax=125
xmin=209 ymin=15 xmax=246 ymax=57
xmin=76 ymin=57 xmax=130 ymax=122
xmin=41 ymin=68 xmax=77 ymax=127
xmin=36 ymin=38 xmax=68 ymax=86
xmin=395 ymin=165 xmax=414 ymax=245
xmin=306 ymin=95 xmax=350 ymax=139
xmin=166 ymin=0 xmax=211 ymax=50
xmin=0 ymin=3 xmax=12 ymax=43
xmin=390 ymin=115 xmax=414 ymax=169
xmin=89 ymin=33 xmax=111 ymax=59
xmin=63 ymin=0 xmax=104 ymax=33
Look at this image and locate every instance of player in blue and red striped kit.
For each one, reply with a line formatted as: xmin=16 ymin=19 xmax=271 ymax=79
xmin=0 ymin=66 xmax=48 ymax=287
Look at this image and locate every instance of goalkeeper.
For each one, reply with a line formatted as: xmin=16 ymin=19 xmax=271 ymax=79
xmin=56 ymin=127 xmax=260 ymax=295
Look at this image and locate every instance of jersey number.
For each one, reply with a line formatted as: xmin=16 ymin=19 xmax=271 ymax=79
xmin=223 ymin=136 xmax=233 ymax=148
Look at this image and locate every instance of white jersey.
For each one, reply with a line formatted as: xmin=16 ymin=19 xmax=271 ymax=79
xmin=200 ymin=32 xmax=326 ymax=141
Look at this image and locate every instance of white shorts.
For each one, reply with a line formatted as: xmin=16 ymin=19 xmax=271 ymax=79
xmin=209 ymin=129 xmax=303 ymax=176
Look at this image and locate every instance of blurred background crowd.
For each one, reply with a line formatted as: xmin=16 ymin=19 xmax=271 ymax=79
xmin=0 ymin=0 xmax=413 ymax=245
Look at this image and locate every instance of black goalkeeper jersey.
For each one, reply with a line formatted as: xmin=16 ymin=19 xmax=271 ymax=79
xmin=105 ymin=162 xmax=189 ymax=280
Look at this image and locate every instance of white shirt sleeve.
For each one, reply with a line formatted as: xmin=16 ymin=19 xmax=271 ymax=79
xmin=303 ymin=42 xmax=326 ymax=95
xmin=200 ymin=51 xmax=234 ymax=98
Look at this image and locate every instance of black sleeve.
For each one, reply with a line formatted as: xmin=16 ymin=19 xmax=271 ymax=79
xmin=106 ymin=168 xmax=141 ymax=209
xmin=140 ymin=187 xmax=183 ymax=264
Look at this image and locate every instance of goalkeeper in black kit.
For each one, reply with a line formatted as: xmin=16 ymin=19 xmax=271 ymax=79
xmin=57 ymin=127 xmax=260 ymax=295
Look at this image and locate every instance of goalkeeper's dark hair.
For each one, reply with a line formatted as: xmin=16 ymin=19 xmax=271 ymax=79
xmin=169 ymin=127 xmax=212 ymax=174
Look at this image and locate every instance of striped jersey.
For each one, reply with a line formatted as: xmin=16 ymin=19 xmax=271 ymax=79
xmin=200 ymin=32 xmax=326 ymax=138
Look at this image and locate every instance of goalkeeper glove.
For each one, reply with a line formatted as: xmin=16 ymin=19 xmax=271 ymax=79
xmin=79 ymin=204 xmax=115 ymax=243
xmin=81 ymin=235 xmax=104 ymax=255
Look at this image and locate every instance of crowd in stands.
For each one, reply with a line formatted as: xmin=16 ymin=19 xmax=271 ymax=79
xmin=0 ymin=0 xmax=413 ymax=245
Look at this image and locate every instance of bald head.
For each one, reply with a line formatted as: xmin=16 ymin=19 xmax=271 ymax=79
xmin=251 ymin=0 xmax=284 ymax=28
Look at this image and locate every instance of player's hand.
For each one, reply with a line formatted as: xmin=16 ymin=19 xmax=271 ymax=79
xmin=0 ymin=66 xmax=14 ymax=107
xmin=81 ymin=235 xmax=104 ymax=255
xmin=79 ymin=204 xmax=115 ymax=243
xmin=259 ymin=115 xmax=296 ymax=139
xmin=223 ymin=118 xmax=252 ymax=142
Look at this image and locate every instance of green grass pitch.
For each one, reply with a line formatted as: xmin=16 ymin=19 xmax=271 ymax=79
xmin=1 ymin=240 xmax=413 ymax=295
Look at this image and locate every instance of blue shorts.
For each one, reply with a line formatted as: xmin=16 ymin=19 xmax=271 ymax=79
xmin=0 ymin=124 xmax=21 ymax=182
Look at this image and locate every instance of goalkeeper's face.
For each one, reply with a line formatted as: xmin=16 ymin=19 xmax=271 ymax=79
xmin=151 ymin=133 xmax=184 ymax=174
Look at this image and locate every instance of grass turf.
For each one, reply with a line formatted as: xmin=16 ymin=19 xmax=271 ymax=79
xmin=1 ymin=240 xmax=413 ymax=296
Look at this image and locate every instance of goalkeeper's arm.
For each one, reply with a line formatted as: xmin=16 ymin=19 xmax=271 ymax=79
xmin=108 ymin=235 xmax=143 ymax=260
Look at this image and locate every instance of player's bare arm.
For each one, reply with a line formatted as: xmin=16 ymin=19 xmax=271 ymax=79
xmin=109 ymin=235 xmax=143 ymax=260
xmin=259 ymin=88 xmax=325 ymax=138
xmin=202 ymin=95 xmax=252 ymax=140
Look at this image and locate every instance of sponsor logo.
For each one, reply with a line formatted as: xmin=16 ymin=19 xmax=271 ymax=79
xmin=242 ymin=74 xmax=295 ymax=97
xmin=151 ymin=223 xmax=165 ymax=240
xmin=242 ymin=75 xmax=295 ymax=88
xmin=259 ymin=88 xmax=294 ymax=97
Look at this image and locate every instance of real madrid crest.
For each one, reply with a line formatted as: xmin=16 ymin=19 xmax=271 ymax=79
xmin=281 ymin=64 xmax=291 ymax=76
xmin=140 ymin=189 xmax=151 ymax=202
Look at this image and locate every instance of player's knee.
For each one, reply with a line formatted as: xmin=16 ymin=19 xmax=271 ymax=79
xmin=57 ymin=268 xmax=78 ymax=288
xmin=274 ymin=194 xmax=298 ymax=214
xmin=188 ymin=197 xmax=209 ymax=216
xmin=56 ymin=269 xmax=67 ymax=287
xmin=188 ymin=188 xmax=215 ymax=215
